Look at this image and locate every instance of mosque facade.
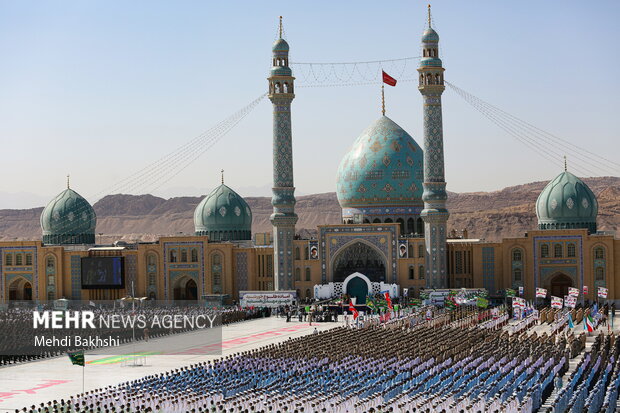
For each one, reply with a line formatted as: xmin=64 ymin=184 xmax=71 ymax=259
xmin=1 ymin=17 xmax=619 ymax=306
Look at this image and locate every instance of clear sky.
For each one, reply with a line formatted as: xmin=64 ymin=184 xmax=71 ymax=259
xmin=1 ymin=0 xmax=619 ymax=208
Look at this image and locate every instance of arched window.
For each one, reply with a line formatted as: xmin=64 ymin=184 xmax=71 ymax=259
xmin=373 ymin=218 xmax=381 ymax=223
xmin=191 ymin=249 xmax=198 ymax=263
xmin=147 ymin=253 xmax=156 ymax=266
xmin=170 ymin=249 xmax=177 ymax=262
xmin=595 ymin=267 xmax=605 ymax=281
xmin=408 ymin=266 xmax=414 ymax=280
xmin=418 ymin=244 xmax=425 ymax=258
xmin=295 ymin=268 xmax=301 ymax=281
xmin=435 ymin=74 xmax=441 ymax=85
xmin=408 ymin=244 xmax=414 ymax=258
xmin=295 ymin=247 xmax=300 ymax=260
xmin=283 ymin=82 xmax=289 ymax=93
xmin=46 ymin=256 xmax=55 ymax=269
xmin=513 ymin=268 xmax=522 ymax=282
xmin=554 ymin=244 xmax=563 ymax=258
xmin=419 ymin=74 xmax=424 ymax=85
xmin=512 ymin=249 xmax=522 ymax=262
xmin=419 ymin=265 xmax=425 ymax=280
xmin=594 ymin=247 xmax=605 ymax=260
xmin=567 ymin=243 xmax=576 ymax=258
xmin=181 ymin=249 xmax=188 ymax=262
xmin=396 ymin=218 xmax=405 ymax=234
xmin=541 ymin=244 xmax=549 ymax=258
xmin=305 ymin=268 xmax=311 ymax=281
xmin=304 ymin=248 xmax=309 ymax=260
xmin=274 ymin=82 xmax=281 ymax=93
xmin=384 ymin=218 xmax=393 ymax=223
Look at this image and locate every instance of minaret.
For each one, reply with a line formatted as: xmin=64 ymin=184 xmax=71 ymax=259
xmin=418 ymin=5 xmax=449 ymax=289
xmin=268 ymin=17 xmax=297 ymax=291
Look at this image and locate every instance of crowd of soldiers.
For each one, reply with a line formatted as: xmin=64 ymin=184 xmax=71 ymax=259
xmin=0 ymin=306 xmax=270 ymax=366
xmin=16 ymin=303 xmax=611 ymax=413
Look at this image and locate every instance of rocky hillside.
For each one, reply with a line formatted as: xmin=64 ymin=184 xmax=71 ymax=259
xmin=0 ymin=177 xmax=617 ymax=243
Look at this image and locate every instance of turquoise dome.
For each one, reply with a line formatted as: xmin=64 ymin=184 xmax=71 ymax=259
xmin=40 ymin=187 xmax=96 ymax=245
xmin=194 ymin=184 xmax=252 ymax=241
xmin=422 ymin=27 xmax=439 ymax=43
xmin=336 ymin=116 xmax=424 ymax=212
xmin=270 ymin=65 xmax=292 ymax=76
xmin=536 ymin=171 xmax=598 ymax=232
xmin=272 ymin=38 xmax=289 ymax=52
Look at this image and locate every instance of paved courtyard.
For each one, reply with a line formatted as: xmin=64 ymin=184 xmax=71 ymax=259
xmin=0 ymin=317 xmax=341 ymax=412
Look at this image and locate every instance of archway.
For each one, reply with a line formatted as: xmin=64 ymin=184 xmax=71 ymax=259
xmin=550 ymin=273 xmax=573 ymax=298
xmin=332 ymin=241 xmax=386 ymax=283
xmin=8 ymin=278 xmax=32 ymax=301
xmin=173 ymin=276 xmax=198 ymax=301
xmin=347 ymin=276 xmax=369 ymax=304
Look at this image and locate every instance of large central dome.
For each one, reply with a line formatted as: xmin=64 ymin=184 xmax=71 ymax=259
xmin=336 ymin=116 xmax=424 ymax=213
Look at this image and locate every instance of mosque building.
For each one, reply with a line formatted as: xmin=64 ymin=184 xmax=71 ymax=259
xmin=0 ymin=14 xmax=618 ymax=305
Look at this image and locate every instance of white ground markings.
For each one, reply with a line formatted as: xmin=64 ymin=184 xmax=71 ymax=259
xmin=0 ymin=317 xmax=341 ymax=412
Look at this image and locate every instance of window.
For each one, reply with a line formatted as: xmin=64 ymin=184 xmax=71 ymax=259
xmin=295 ymin=248 xmax=300 ymax=260
xmin=419 ymin=265 xmax=425 ymax=280
xmin=567 ymin=243 xmax=576 ymax=258
xmin=47 ymin=275 xmax=55 ymax=286
xmin=595 ymin=267 xmax=605 ymax=281
xmin=304 ymin=248 xmax=309 ymax=260
xmin=512 ymin=249 xmax=522 ymax=262
xmin=594 ymin=247 xmax=605 ymax=260
xmin=541 ymin=244 xmax=549 ymax=258
xmin=408 ymin=266 xmax=414 ymax=280
xmin=169 ymin=249 xmax=177 ymax=263
xmin=15 ymin=254 xmax=22 ymax=266
xmin=25 ymin=254 xmax=32 ymax=266
xmin=295 ymin=268 xmax=301 ymax=281
xmin=212 ymin=254 xmax=222 ymax=293
xmin=181 ymin=249 xmax=188 ymax=262
xmin=306 ymin=289 xmax=311 ymax=299
xmin=513 ymin=268 xmax=522 ymax=282
xmin=147 ymin=254 xmax=156 ymax=266
xmin=5 ymin=254 xmax=12 ymax=266
xmin=455 ymin=251 xmax=464 ymax=274
xmin=554 ymin=244 xmax=563 ymax=258
xmin=191 ymin=249 xmax=198 ymax=263
xmin=47 ymin=291 xmax=55 ymax=301
xmin=148 ymin=273 xmax=156 ymax=287
xmin=418 ymin=245 xmax=424 ymax=258
xmin=46 ymin=256 xmax=55 ymax=268
xmin=305 ymin=268 xmax=311 ymax=281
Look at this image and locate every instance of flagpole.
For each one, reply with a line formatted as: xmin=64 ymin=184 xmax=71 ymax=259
xmin=82 ymin=359 xmax=85 ymax=394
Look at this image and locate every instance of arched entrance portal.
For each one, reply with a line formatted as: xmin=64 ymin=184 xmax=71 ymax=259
xmin=550 ymin=273 xmax=573 ymax=298
xmin=347 ymin=276 xmax=369 ymax=304
xmin=173 ymin=277 xmax=198 ymax=301
xmin=8 ymin=278 xmax=32 ymax=301
xmin=333 ymin=241 xmax=386 ymax=283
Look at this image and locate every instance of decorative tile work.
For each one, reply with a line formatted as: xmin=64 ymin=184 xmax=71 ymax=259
xmin=0 ymin=246 xmax=38 ymax=300
xmin=125 ymin=255 xmax=137 ymax=291
xmin=235 ymin=252 xmax=249 ymax=291
xmin=534 ymin=235 xmax=583 ymax=291
xmin=70 ymin=255 xmax=81 ymax=300
xmin=163 ymin=242 xmax=204 ymax=301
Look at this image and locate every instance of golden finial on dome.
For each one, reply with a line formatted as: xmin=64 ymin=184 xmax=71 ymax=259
xmin=564 ymin=156 xmax=567 ymax=172
xmin=428 ymin=4 xmax=432 ymax=28
xmin=279 ymin=16 xmax=283 ymax=39
xmin=67 ymin=174 xmax=70 ymax=189
xmin=221 ymin=169 xmax=224 ymax=185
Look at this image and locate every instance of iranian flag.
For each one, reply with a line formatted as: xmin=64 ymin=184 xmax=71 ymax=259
xmin=584 ymin=314 xmax=595 ymax=332
xmin=349 ymin=300 xmax=359 ymax=320
xmin=384 ymin=292 xmax=393 ymax=311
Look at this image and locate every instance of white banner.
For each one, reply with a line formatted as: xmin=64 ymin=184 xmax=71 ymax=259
xmin=512 ymin=297 xmax=525 ymax=308
xmin=568 ymin=287 xmax=579 ymax=297
xmin=551 ymin=296 xmax=563 ymax=309
xmin=536 ymin=288 xmax=547 ymax=298
xmin=239 ymin=291 xmax=297 ymax=308
xmin=598 ymin=287 xmax=608 ymax=299
xmin=565 ymin=295 xmax=577 ymax=308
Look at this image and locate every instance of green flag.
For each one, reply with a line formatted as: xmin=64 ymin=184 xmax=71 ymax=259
xmin=68 ymin=350 xmax=85 ymax=366
xmin=476 ymin=297 xmax=489 ymax=309
xmin=506 ymin=289 xmax=516 ymax=297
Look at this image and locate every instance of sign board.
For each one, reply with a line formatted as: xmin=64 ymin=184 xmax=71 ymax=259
xmin=598 ymin=287 xmax=608 ymax=299
xmin=239 ymin=291 xmax=297 ymax=308
xmin=551 ymin=296 xmax=563 ymax=309
xmin=568 ymin=287 xmax=579 ymax=297
xmin=536 ymin=288 xmax=547 ymax=298
xmin=583 ymin=285 xmax=589 ymax=295
xmin=565 ymin=295 xmax=577 ymax=308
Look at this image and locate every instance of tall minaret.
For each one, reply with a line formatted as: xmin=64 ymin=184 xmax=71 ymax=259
xmin=418 ymin=5 xmax=449 ymax=289
xmin=268 ymin=17 xmax=297 ymax=291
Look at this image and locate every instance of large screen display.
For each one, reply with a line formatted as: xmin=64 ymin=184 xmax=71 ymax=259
xmin=81 ymin=257 xmax=125 ymax=289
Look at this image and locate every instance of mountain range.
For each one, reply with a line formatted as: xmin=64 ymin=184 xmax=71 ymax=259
xmin=0 ymin=177 xmax=617 ymax=243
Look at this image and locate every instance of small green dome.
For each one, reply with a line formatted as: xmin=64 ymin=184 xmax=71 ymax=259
xmin=272 ymin=38 xmax=289 ymax=52
xmin=40 ymin=187 xmax=97 ymax=245
xmin=194 ymin=184 xmax=252 ymax=241
xmin=422 ymin=27 xmax=439 ymax=43
xmin=536 ymin=171 xmax=598 ymax=232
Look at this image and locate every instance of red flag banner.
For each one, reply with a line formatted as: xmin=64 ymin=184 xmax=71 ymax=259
xmin=384 ymin=292 xmax=393 ymax=311
xmin=349 ymin=301 xmax=359 ymax=320
xmin=382 ymin=70 xmax=397 ymax=86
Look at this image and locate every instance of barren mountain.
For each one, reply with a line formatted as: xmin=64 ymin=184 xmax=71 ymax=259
xmin=0 ymin=177 xmax=617 ymax=243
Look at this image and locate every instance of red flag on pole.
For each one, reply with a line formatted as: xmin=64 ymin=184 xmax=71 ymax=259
xmin=382 ymin=70 xmax=397 ymax=86
xmin=349 ymin=300 xmax=359 ymax=320
xmin=384 ymin=292 xmax=393 ymax=311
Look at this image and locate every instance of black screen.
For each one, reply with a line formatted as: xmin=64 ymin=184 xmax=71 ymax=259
xmin=81 ymin=257 xmax=125 ymax=289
